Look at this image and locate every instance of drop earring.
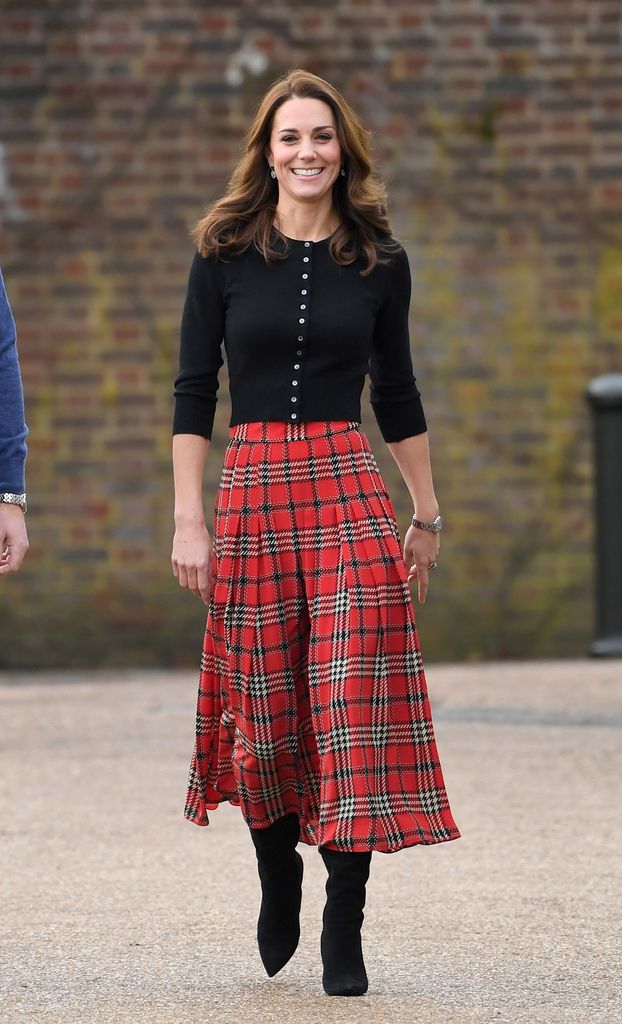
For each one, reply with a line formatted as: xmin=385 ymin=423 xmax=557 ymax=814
xmin=270 ymin=166 xmax=276 ymax=179
xmin=340 ymin=166 xmax=346 ymax=176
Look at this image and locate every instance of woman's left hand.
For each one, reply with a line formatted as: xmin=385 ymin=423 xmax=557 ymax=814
xmin=403 ymin=524 xmax=439 ymax=605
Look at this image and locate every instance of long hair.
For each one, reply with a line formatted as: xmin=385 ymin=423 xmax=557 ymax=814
xmin=190 ymin=68 xmax=401 ymax=276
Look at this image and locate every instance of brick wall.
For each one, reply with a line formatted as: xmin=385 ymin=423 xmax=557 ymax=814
xmin=1 ymin=0 xmax=620 ymax=667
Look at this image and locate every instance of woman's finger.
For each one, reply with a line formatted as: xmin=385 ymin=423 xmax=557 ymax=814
xmin=418 ymin=570 xmax=428 ymax=604
xmin=406 ymin=562 xmax=433 ymax=604
xmin=185 ymin=566 xmax=200 ymax=597
xmin=196 ymin=564 xmax=212 ymax=605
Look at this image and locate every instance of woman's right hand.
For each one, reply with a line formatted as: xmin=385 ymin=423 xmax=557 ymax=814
xmin=171 ymin=519 xmax=217 ymax=606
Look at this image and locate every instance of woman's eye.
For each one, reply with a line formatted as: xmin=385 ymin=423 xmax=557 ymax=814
xmin=282 ymin=134 xmax=332 ymax=142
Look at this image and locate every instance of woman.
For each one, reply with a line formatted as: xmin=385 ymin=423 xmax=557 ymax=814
xmin=171 ymin=68 xmax=461 ymax=997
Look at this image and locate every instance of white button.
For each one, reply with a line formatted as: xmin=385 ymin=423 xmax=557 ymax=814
xmin=302 ymin=273 xmax=308 ymax=279
xmin=291 ymin=413 xmax=297 ymax=419
xmin=292 ymin=380 xmax=298 ymax=385
xmin=291 ymin=396 xmax=297 ymax=402
xmin=299 ymin=318 xmax=305 ymax=323
xmin=303 ymin=257 xmax=309 ymax=262
xmin=297 ymin=336 xmax=303 ymax=341
xmin=300 ymin=304 xmax=306 ymax=310
xmin=304 ymin=241 xmax=311 ymax=247
xmin=294 ymin=363 xmax=300 ymax=369
xmin=301 ymin=289 xmax=307 ymax=295
xmin=296 ymin=349 xmax=302 ymax=355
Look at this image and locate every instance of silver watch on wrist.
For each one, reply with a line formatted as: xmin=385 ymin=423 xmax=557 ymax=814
xmin=0 ymin=492 xmax=27 ymax=514
xmin=411 ymin=513 xmax=443 ymax=534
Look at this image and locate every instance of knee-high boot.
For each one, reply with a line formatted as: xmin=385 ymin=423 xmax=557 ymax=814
xmin=319 ymin=846 xmax=372 ymax=996
xmin=248 ymin=812 xmax=304 ymax=977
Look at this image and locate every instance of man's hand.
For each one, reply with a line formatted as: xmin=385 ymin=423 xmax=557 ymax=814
xmin=0 ymin=504 xmax=29 ymax=574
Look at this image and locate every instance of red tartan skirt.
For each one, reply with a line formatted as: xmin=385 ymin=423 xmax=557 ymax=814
xmin=183 ymin=419 xmax=461 ymax=853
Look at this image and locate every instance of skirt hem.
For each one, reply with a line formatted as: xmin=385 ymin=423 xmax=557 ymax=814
xmin=183 ymin=795 xmax=462 ymax=854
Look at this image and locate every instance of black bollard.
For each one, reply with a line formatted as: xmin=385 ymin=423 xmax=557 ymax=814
xmin=585 ymin=373 xmax=622 ymax=657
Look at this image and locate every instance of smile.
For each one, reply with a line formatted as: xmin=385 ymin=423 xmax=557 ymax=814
xmin=291 ymin=168 xmax=324 ymax=177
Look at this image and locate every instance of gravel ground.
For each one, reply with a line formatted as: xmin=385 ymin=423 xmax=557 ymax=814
xmin=0 ymin=659 xmax=620 ymax=1024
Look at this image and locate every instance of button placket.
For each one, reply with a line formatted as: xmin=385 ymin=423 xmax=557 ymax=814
xmin=291 ymin=242 xmax=313 ymax=419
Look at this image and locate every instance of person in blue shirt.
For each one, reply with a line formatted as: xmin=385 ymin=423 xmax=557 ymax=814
xmin=0 ymin=266 xmax=29 ymax=573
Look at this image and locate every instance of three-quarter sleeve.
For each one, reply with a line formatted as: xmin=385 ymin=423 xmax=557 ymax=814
xmin=368 ymin=245 xmax=427 ymax=443
xmin=172 ymin=251 xmax=225 ymax=439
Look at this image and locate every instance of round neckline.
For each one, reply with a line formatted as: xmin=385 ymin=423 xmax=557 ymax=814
xmin=272 ymin=225 xmax=340 ymax=244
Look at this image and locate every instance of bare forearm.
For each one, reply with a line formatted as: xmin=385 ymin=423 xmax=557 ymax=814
xmin=386 ymin=431 xmax=439 ymax=518
xmin=172 ymin=433 xmax=210 ymax=525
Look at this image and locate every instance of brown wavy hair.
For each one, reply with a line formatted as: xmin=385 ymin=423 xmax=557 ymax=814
xmin=190 ymin=68 xmax=401 ymax=276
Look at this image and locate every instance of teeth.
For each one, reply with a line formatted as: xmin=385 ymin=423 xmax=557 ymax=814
xmin=292 ymin=168 xmax=323 ymax=176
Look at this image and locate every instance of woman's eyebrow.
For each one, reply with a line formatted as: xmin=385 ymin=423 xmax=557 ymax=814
xmin=277 ymin=125 xmax=335 ymax=133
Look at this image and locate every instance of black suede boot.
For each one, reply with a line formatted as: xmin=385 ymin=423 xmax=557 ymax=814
xmin=249 ymin=812 xmax=304 ymax=977
xmin=319 ymin=846 xmax=372 ymax=996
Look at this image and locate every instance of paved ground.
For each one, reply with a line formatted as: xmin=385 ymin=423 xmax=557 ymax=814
xmin=0 ymin=659 xmax=620 ymax=1024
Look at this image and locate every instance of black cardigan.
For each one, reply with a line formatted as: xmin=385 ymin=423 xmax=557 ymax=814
xmin=172 ymin=231 xmax=427 ymax=444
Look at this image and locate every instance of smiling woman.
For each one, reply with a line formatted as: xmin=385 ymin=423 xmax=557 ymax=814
xmin=270 ymin=101 xmax=342 ymax=218
xmin=188 ymin=69 xmax=399 ymax=272
xmin=267 ymin=99 xmax=344 ymax=240
xmin=171 ymin=67 xmax=460 ymax=998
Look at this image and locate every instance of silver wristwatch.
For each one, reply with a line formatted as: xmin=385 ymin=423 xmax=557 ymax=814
xmin=411 ymin=513 xmax=443 ymax=534
xmin=0 ymin=492 xmax=27 ymax=514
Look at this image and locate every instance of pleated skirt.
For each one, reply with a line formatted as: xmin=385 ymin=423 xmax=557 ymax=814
xmin=183 ymin=419 xmax=461 ymax=853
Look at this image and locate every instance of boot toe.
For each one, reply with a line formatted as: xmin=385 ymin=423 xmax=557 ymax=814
xmin=260 ymin=932 xmax=301 ymax=977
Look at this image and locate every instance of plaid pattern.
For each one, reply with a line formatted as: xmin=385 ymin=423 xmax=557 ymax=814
xmin=184 ymin=420 xmax=461 ymax=853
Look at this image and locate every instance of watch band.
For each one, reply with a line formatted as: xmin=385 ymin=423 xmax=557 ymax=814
xmin=0 ymin=492 xmax=27 ymax=514
xmin=411 ymin=513 xmax=443 ymax=533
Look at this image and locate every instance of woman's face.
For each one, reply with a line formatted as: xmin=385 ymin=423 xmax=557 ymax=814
xmin=266 ymin=96 xmax=342 ymax=205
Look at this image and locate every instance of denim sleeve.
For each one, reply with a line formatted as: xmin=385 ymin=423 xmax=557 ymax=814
xmin=0 ymin=267 xmax=29 ymax=493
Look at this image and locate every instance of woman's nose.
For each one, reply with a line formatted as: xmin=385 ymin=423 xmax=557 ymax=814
xmin=298 ymin=140 xmax=316 ymax=158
